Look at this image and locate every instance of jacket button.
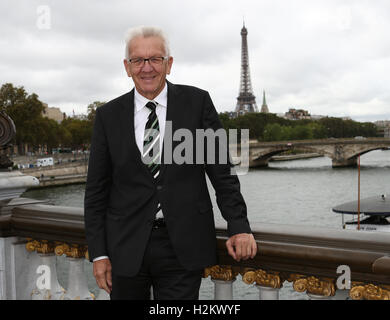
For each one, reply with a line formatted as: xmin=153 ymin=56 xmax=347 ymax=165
xmin=156 ymin=185 xmax=162 ymax=191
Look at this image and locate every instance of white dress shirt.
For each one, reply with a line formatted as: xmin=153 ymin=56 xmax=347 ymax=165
xmin=134 ymin=84 xmax=167 ymax=162
xmin=93 ymin=84 xmax=168 ymax=262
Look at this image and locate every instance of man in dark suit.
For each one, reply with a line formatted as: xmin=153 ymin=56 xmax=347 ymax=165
xmin=84 ymin=26 xmax=257 ymax=300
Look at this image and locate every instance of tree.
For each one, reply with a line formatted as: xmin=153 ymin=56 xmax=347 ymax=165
xmin=87 ymin=101 xmax=105 ymax=123
xmin=60 ymin=117 xmax=91 ymax=150
xmin=0 ymin=83 xmax=45 ymax=154
xmin=263 ymin=123 xmax=284 ymax=141
xmin=290 ymin=125 xmax=313 ymax=140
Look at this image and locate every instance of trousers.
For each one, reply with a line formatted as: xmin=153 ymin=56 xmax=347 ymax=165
xmin=110 ymin=223 xmax=203 ymax=300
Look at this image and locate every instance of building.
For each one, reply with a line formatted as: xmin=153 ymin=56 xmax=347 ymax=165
xmin=385 ymin=127 xmax=390 ymax=138
xmin=284 ymin=108 xmax=311 ymax=120
xmin=374 ymin=120 xmax=390 ymax=138
xmin=375 ymin=120 xmax=390 ymax=127
xmin=42 ymin=103 xmax=65 ymax=123
xmin=310 ymin=114 xmax=326 ymax=120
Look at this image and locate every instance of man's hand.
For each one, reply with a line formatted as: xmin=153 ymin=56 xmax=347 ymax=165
xmin=93 ymin=258 xmax=112 ymax=294
xmin=226 ymin=233 xmax=257 ymax=262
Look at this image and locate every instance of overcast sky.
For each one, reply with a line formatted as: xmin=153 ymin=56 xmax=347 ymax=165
xmin=1 ymin=0 xmax=389 ymax=122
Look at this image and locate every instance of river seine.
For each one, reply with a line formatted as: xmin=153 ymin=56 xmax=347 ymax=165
xmin=22 ymin=150 xmax=390 ymax=300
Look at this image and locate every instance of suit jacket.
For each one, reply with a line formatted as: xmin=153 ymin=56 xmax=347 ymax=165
xmin=84 ymin=81 xmax=251 ymax=277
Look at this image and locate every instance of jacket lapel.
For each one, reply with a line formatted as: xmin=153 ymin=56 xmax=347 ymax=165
xmin=158 ymin=81 xmax=181 ymax=181
xmin=120 ymin=89 xmax=137 ymax=153
xmin=119 ymin=89 xmax=153 ymax=178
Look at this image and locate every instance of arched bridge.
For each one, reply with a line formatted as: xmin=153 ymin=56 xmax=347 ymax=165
xmin=244 ymin=138 xmax=390 ymax=168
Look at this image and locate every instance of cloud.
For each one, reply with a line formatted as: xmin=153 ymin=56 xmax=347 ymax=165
xmin=0 ymin=0 xmax=389 ymax=121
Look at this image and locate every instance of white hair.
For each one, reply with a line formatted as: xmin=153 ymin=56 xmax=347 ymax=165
xmin=124 ymin=26 xmax=171 ymax=59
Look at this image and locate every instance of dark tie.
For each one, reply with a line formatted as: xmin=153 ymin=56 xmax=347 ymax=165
xmin=143 ymin=101 xmax=160 ymax=179
xmin=143 ymin=101 xmax=162 ymax=215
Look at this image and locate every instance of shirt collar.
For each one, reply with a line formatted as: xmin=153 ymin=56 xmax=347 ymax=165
xmin=134 ymin=82 xmax=168 ymax=113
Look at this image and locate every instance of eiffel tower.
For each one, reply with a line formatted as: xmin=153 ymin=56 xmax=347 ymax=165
xmin=235 ymin=22 xmax=258 ymax=115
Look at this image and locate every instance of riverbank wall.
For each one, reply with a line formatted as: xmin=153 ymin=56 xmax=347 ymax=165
xmin=19 ymin=162 xmax=87 ymax=188
xmin=16 ymin=153 xmax=323 ymax=189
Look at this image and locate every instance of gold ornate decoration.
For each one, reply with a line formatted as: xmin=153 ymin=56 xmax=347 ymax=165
xmin=70 ymin=293 xmax=95 ymax=300
xmin=54 ymin=243 xmax=88 ymax=259
xmin=54 ymin=243 xmax=70 ymax=256
xmin=242 ymin=270 xmax=256 ymax=284
xmin=290 ymin=275 xmax=336 ymax=297
xmin=26 ymin=239 xmax=89 ymax=259
xmin=203 ymin=265 xmax=238 ymax=281
xmin=242 ymin=269 xmax=283 ymax=289
xmin=31 ymin=287 xmax=66 ymax=300
xmin=25 ymin=239 xmax=56 ymax=254
xmin=350 ymin=283 xmax=390 ymax=300
xmin=287 ymin=273 xmax=306 ymax=283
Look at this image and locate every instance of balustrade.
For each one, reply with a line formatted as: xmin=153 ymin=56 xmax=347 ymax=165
xmin=24 ymin=239 xmax=97 ymax=300
xmin=26 ymin=239 xmax=65 ymax=299
xmin=1 ymin=200 xmax=390 ymax=300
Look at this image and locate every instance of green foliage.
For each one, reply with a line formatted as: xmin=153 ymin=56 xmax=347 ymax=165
xmin=87 ymin=101 xmax=105 ymax=123
xmin=220 ymin=112 xmax=380 ymax=141
xmin=60 ymin=117 xmax=92 ymax=149
xmin=317 ymin=117 xmax=379 ymax=138
xmin=0 ymin=83 xmax=45 ymax=151
xmin=220 ymin=112 xmax=291 ymax=141
xmin=263 ymin=123 xmax=321 ymax=141
xmin=263 ymin=123 xmax=283 ymax=141
xmin=0 ymin=82 xmax=105 ymax=154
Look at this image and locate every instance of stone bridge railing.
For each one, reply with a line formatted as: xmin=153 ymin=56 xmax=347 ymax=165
xmin=1 ymin=199 xmax=390 ymax=300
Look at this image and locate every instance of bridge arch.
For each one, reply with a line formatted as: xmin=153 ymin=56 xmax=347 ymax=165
xmin=250 ymin=147 xmax=290 ymax=167
xmin=247 ymin=138 xmax=390 ymax=168
xmin=345 ymin=145 xmax=390 ymax=161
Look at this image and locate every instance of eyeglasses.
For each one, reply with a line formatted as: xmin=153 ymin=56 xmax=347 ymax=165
xmin=128 ymin=56 xmax=168 ymax=68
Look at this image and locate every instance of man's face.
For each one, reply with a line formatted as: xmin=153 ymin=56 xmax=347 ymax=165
xmin=124 ymin=36 xmax=173 ymax=100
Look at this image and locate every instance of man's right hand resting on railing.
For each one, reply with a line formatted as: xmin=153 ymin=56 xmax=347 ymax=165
xmin=93 ymin=258 xmax=112 ymax=294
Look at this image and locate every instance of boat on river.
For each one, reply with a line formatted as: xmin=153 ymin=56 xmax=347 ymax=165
xmin=332 ymin=194 xmax=390 ymax=232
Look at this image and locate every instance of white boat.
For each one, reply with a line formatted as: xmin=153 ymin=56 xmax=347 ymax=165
xmin=332 ymin=194 xmax=390 ymax=232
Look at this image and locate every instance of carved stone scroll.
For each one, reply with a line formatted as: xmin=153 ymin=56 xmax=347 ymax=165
xmin=242 ymin=269 xmax=283 ymax=289
xmin=203 ymin=265 xmax=238 ymax=281
xmin=350 ymin=283 xmax=390 ymax=300
xmin=289 ymin=275 xmax=336 ymax=297
xmin=54 ymin=242 xmax=88 ymax=259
